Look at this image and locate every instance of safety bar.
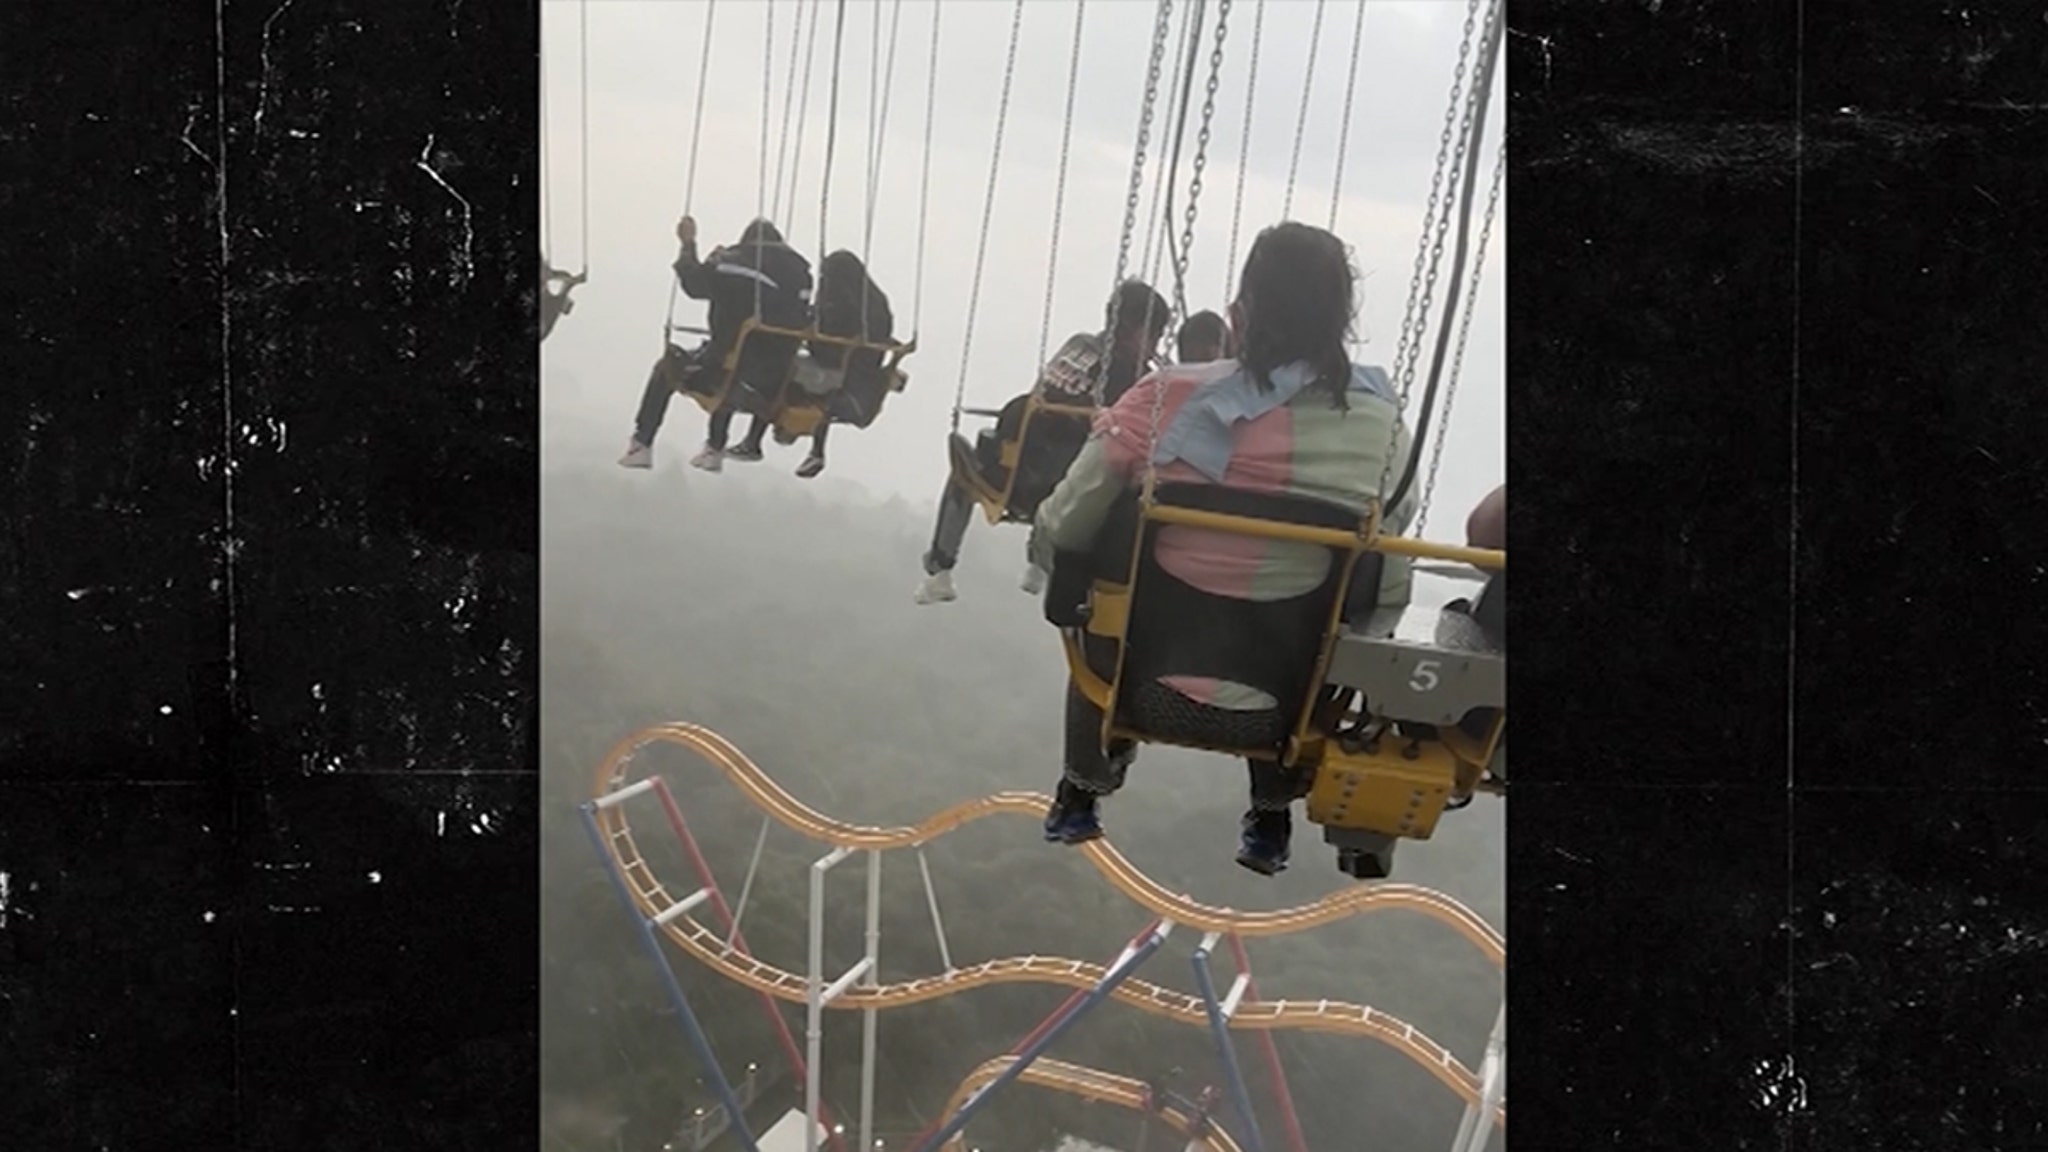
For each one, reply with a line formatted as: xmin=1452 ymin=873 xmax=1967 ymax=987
xmin=651 ymin=885 xmax=714 ymax=928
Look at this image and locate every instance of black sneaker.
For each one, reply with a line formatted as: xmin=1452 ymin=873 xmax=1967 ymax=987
xmin=1043 ymin=781 xmax=1104 ymax=844
xmin=1234 ymin=809 xmax=1292 ymax=875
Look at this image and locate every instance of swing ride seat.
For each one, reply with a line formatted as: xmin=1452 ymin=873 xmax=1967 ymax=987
xmin=1043 ymin=482 xmax=1509 ymax=880
xmin=1046 ymin=482 xmax=1374 ymax=761
xmin=948 ymin=390 xmax=1099 ymax=524
xmin=675 ymin=318 xmax=917 ymax=441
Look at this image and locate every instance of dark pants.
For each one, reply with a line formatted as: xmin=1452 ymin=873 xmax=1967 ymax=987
xmin=922 ymin=471 xmax=979 ymax=574
xmin=1058 ymin=635 xmax=1304 ymax=815
xmin=634 ymin=350 xmax=767 ymax=451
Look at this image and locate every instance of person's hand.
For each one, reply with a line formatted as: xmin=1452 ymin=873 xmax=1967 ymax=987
xmin=676 ymin=215 xmax=697 ymax=245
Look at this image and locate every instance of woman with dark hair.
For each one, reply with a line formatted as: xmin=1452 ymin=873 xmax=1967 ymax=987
xmin=726 ymin=249 xmax=895 ymax=478
xmin=618 ymin=215 xmax=812 ymax=472
xmin=1027 ymin=221 xmax=1419 ymax=876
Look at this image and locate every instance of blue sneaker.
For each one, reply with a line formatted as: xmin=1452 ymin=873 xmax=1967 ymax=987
xmin=1234 ymin=811 xmax=1291 ymax=875
xmin=1043 ymin=784 xmax=1104 ymax=844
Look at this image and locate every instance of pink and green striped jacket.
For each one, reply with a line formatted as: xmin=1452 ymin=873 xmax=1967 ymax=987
xmin=1030 ymin=357 xmax=1417 ymax=711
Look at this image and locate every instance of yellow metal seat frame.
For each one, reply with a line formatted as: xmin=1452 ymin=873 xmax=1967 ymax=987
xmin=1056 ymin=478 xmax=1506 ymax=850
xmin=948 ymin=389 xmax=1100 ymax=525
xmin=672 ymin=317 xmax=919 ymax=441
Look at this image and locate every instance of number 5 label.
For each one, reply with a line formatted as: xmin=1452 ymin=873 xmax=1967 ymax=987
xmin=1409 ymin=660 xmax=1441 ymax=692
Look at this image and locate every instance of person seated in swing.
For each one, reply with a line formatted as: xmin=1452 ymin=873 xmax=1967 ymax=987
xmin=1028 ymin=222 xmax=1418 ymax=876
xmin=913 ymin=278 xmax=1171 ymax=606
xmin=618 ymin=215 xmax=813 ymax=472
xmin=539 ymin=257 xmax=587 ymax=341
xmin=1446 ymin=482 xmax=1505 ymax=644
xmin=724 ymin=249 xmax=895 ymax=479
xmin=1175 ymin=309 xmax=1232 ymax=364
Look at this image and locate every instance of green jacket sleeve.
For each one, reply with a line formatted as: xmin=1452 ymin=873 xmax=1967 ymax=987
xmin=1026 ymin=437 xmax=1123 ymax=572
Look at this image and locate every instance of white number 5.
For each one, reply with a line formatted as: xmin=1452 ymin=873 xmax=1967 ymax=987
xmin=1409 ymin=660 xmax=1441 ymax=692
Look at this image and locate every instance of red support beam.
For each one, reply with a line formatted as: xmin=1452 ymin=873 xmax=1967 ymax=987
xmin=650 ymin=776 xmax=851 ymax=1152
xmin=1227 ymin=933 xmax=1307 ymax=1152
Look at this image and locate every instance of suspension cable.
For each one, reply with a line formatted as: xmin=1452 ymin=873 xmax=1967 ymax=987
xmin=860 ymin=0 xmax=905 ymax=257
xmin=1154 ymin=0 xmax=1216 ymax=320
xmin=1325 ymin=0 xmax=1365 ymax=233
xmin=1384 ymin=0 xmax=1504 ymax=517
xmin=770 ymin=0 xmax=810 ymax=222
xmin=755 ymin=0 xmax=775 ymax=320
xmin=1035 ymin=0 xmax=1090 ymax=369
xmin=1412 ymin=136 xmax=1503 ymax=535
xmin=1140 ymin=0 xmax=1194 ymax=283
xmin=1221 ymin=0 xmax=1264 ymax=300
xmin=819 ymin=0 xmax=848 ymax=254
xmin=681 ymin=0 xmax=718 ymax=213
xmin=577 ymin=0 xmax=590 ymax=276
xmin=1098 ymin=0 xmax=1176 ymax=406
xmin=1144 ymin=0 xmax=1229 ymax=485
xmin=911 ymin=0 xmax=941 ymax=334
xmin=948 ymin=0 xmax=1027 ymax=433
xmin=1386 ymin=0 xmax=1483 ymax=422
xmin=782 ymin=0 xmax=824 ymax=234
xmin=1280 ymin=0 xmax=1325 ymax=220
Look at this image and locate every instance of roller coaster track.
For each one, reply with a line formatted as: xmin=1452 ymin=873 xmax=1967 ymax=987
xmin=938 ymin=1056 xmax=1244 ymax=1152
xmin=593 ymin=721 xmax=1506 ymax=1128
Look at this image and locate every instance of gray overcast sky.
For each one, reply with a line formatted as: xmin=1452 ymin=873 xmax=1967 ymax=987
xmin=541 ymin=0 xmax=1503 ymax=545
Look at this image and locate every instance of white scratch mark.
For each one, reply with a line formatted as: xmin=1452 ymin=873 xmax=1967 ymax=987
xmin=436 ymin=810 xmax=447 ymax=837
xmin=160 ymin=704 xmax=174 ymax=716
xmin=180 ymin=105 xmax=214 ymax=168
xmin=367 ymin=871 xmax=382 ymax=884
xmin=416 ymin=133 xmax=475 ymax=286
xmin=0 ymin=871 xmax=10 ymax=929
xmin=310 ymin=682 xmax=323 ymax=701
xmin=212 ymin=0 xmax=240 ymax=706
xmin=254 ymin=0 xmax=298 ymax=140
xmin=203 ymin=910 xmax=217 ymax=923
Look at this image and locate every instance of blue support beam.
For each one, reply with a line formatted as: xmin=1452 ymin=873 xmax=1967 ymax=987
xmin=911 ymin=921 xmax=1175 ymax=1152
xmin=579 ymin=801 xmax=762 ymax=1152
xmin=1191 ymin=940 xmax=1267 ymax=1152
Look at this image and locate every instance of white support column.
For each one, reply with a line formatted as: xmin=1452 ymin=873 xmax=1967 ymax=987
xmin=859 ymin=848 xmax=881 ymax=1152
xmin=807 ymin=845 xmax=851 ymax=1152
xmin=915 ymin=845 xmax=954 ymax=973
xmin=1449 ymin=998 xmax=1506 ymax=1152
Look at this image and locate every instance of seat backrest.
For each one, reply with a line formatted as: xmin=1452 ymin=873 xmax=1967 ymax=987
xmin=1106 ymin=483 xmax=1369 ymax=752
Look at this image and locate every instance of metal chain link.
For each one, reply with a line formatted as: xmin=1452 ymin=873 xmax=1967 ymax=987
xmin=1098 ymin=0 xmax=1176 ymax=407
xmin=1221 ymin=0 xmax=1264 ymax=302
xmin=1280 ymin=0 xmax=1326 ymax=220
xmin=1148 ymin=0 xmax=1230 ymax=486
xmin=1141 ymin=0 xmax=1194 ymax=286
xmin=1412 ymin=135 xmax=1503 ymax=536
xmin=1169 ymin=0 xmax=1228 ymax=324
xmin=1378 ymin=0 xmax=1484 ymax=500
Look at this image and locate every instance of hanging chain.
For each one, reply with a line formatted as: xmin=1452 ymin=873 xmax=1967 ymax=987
xmin=948 ymin=0 xmax=1027 ymax=432
xmin=1412 ymin=136 xmax=1502 ymax=536
xmin=1325 ymin=0 xmax=1365 ymax=233
xmin=1169 ymin=0 xmax=1228 ymax=322
xmin=1140 ymin=0 xmax=1193 ymax=286
xmin=1381 ymin=0 xmax=1503 ymax=511
xmin=1035 ymin=0 xmax=1089 ymax=369
xmin=1280 ymin=0 xmax=1326 ymax=220
xmin=1097 ymin=0 xmax=1175 ymax=407
xmin=769 ymin=0 xmax=808 ymax=221
xmin=1146 ymin=0 xmax=1229 ymax=488
xmin=1221 ymin=0 xmax=1264 ymax=302
xmin=1378 ymin=0 xmax=1483 ymax=500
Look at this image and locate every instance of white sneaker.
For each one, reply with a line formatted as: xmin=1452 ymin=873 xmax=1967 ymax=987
xmin=1020 ymin=563 xmax=1048 ymax=595
xmin=618 ymin=440 xmax=653 ymax=469
xmin=689 ymin=445 xmax=724 ymax=473
xmin=913 ymin=570 xmax=957 ymax=605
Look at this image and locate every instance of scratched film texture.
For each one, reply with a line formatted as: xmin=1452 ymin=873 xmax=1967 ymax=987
xmin=1510 ymin=2 xmax=2047 ymax=1150
xmin=0 ymin=2 xmax=538 ymax=1148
